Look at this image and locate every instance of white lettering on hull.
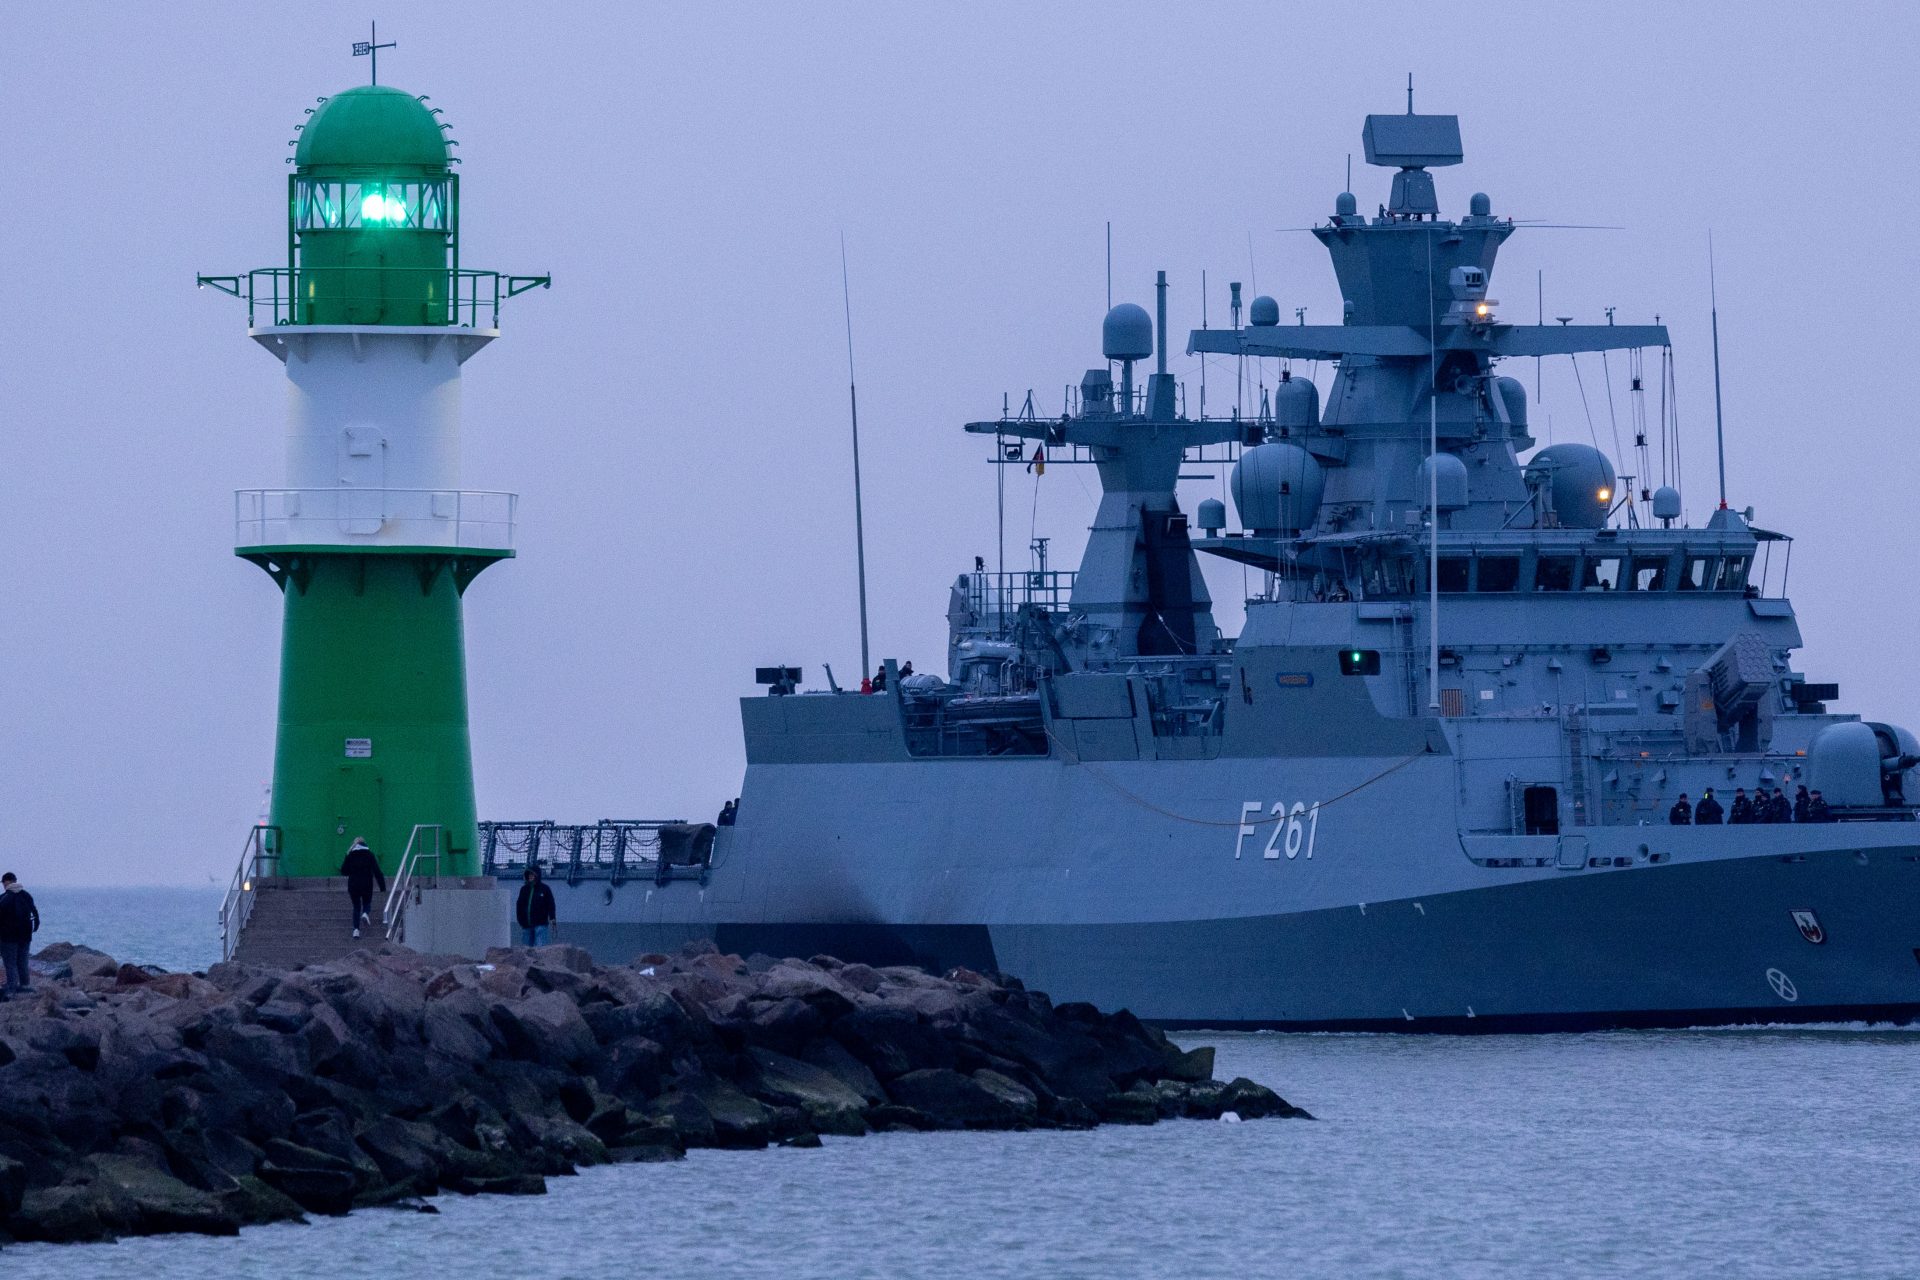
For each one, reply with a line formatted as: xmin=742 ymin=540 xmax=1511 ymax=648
xmin=1234 ymin=800 xmax=1321 ymax=861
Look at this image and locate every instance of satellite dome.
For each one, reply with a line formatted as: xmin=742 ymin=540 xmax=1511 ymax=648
xmin=295 ymin=85 xmax=450 ymax=174
xmin=1273 ymin=377 xmax=1319 ymax=429
xmin=1469 ymin=192 xmax=1492 ymax=217
xmin=1414 ymin=452 xmax=1471 ymax=512
xmin=1335 ymin=191 xmax=1358 ymax=217
xmin=1231 ymin=442 xmax=1324 ymax=535
xmin=1525 ymin=443 xmax=1617 ymax=529
xmin=1651 ymin=486 xmax=1682 ymax=521
xmin=1102 ymin=303 xmax=1154 ymax=361
xmin=1249 ymin=295 xmax=1280 ymax=327
xmin=1494 ymin=376 xmax=1527 ymax=428
xmin=1196 ymin=498 xmax=1227 ymax=534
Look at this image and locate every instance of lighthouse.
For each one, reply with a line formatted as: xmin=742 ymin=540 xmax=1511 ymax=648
xmin=203 ymin=78 xmax=546 ymax=958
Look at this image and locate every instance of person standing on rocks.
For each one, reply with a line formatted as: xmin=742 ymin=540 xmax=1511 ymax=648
xmin=339 ymin=838 xmax=385 ymax=939
xmin=516 ymin=865 xmax=558 ymax=946
xmin=0 ymin=873 xmax=40 ymax=997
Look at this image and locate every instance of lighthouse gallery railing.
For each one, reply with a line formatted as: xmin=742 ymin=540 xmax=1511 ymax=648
xmin=195 ymin=268 xmax=550 ymax=330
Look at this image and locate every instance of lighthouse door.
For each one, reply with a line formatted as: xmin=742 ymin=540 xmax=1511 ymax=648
xmin=327 ymin=764 xmax=386 ymax=869
xmin=338 ymin=428 xmax=386 ymax=535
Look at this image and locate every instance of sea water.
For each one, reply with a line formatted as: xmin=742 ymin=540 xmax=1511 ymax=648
xmin=7 ymin=887 xmax=1919 ymax=1279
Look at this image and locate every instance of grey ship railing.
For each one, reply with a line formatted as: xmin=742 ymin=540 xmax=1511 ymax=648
xmin=480 ymin=819 xmax=710 ymax=885
xmin=962 ymin=570 xmax=1077 ymax=621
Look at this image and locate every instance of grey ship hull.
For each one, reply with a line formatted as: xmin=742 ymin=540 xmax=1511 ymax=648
xmin=532 ymin=756 xmax=1920 ymax=1030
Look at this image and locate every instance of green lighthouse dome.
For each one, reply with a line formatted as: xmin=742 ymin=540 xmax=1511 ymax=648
xmin=295 ymin=85 xmax=448 ymax=174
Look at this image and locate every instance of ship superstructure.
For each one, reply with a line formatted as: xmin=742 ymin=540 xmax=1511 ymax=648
xmin=499 ymin=108 xmax=1920 ymax=1030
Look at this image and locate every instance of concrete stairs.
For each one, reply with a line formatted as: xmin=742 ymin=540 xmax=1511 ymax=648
xmin=232 ymin=877 xmax=388 ymax=967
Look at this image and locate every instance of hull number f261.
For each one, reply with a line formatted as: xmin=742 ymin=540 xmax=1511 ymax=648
xmin=1234 ymin=801 xmax=1322 ymax=861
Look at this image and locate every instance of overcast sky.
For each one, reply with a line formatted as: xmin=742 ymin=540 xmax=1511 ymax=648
xmin=3 ymin=2 xmax=1916 ymax=886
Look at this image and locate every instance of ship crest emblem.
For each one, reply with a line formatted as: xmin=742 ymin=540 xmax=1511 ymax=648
xmin=1790 ymin=909 xmax=1826 ymax=945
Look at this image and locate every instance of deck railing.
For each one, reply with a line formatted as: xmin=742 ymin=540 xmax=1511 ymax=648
xmin=481 ymin=820 xmax=709 ymax=885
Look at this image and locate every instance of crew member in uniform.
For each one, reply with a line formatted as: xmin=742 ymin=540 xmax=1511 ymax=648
xmin=1668 ymin=794 xmax=1692 ymax=825
xmin=1728 ymin=788 xmax=1754 ymax=824
xmin=1695 ymin=788 xmax=1725 ymax=824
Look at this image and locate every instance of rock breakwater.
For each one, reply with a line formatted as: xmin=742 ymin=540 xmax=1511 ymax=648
xmin=0 ymin=940 xmax=1305 ymax=1244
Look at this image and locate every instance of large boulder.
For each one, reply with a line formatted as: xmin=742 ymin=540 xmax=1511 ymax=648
xmin=832 ymin=1006 xmax=956 ymax=1079
xmin=742 ymin=1047 xmax=869 ymax=1135
xmin=258 ymin=1140 xmax=360 ymax=1215
xmin=489 ymin=991 xmax=595 ymax=1067
xmin=65 ymin=948 xmax=119 ymax=982
xmin=86 ymin=1153 xmax=240 ymax=1236
xmin=885 ymin=1068 xmax=1031 ymax=1130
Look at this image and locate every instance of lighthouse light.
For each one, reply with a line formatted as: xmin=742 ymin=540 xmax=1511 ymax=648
xmin=358 ymin=190 xmax=408 ymax=225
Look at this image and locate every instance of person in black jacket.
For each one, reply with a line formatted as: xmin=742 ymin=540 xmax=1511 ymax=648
xmin=516 ymin=866 xmax=558 ymax=946
xmin=1695 ymin=788 xmax=1725 ymax=825
xmin=1728 ymin=788 xmax=1754 ymax=824
xmin=339 ymin=838 xmax=386 ymax=938
xmin=1668 ymin=794 xmax=1692 ymax=825
xmin=1793 ymin=785 xmax=1812 ymax=824
xmin=0 ymin=873 xmax=39 ymax=997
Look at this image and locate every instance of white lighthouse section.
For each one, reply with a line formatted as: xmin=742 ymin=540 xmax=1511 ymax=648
xmin=235 ymin=325 xmax=512 ymax=554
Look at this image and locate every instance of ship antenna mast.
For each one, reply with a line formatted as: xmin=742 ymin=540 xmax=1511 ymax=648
xmin=1708 ymin=231 xmax=1730 ymax=509
xmin=840 ymin=233 xmax=872 ymax=678
xmin=1427 ymin=227 xmax=1440 ymax=710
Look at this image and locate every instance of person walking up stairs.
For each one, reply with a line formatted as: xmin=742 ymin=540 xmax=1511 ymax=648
xmin=339 ymin=838 xmax=386 ymax=939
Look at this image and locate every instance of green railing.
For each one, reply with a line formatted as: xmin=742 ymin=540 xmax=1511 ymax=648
xmin=196 ymin=267 xmax=550 ymax=329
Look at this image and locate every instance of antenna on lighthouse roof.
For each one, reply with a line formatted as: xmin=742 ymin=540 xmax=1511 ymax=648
xmin=352 ymin=21 xmax=397 ymax=86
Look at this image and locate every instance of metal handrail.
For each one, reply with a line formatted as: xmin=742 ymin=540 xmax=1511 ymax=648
xmin=233 ymin=487 xmax=517 ymax=552
xmin=218 ymin=824 xmax=281 ymax=962
xmin=197 ymin=267 xmax=550 ymax=329
xmin=384 ymin=824 xmax=445 ymax=945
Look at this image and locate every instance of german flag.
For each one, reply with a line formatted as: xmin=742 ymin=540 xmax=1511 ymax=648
xmin=1026 ymin=445 xmax=1046 ymax=476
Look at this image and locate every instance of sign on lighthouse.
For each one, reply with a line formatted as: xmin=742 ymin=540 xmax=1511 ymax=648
xmin=199 ymin=59 xmax=548 ymax=901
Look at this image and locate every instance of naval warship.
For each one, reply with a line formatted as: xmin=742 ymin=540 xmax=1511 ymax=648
xmin=490 ymin=108 xmax=1920 ymax=1030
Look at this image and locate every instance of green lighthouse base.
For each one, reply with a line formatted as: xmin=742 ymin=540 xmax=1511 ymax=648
xmin=242 ymin=547 xmax=509 ymax=878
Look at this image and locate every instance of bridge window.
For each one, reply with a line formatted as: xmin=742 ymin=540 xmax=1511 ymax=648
xmin=1535 ymin=557 xmax=1575 ymax=591
xmin=1584 ymin=556 xmax=1623 ymax=590
xmin=1630 ymin=556 xmax=1668 ymax=591
xmin=1716 ymin=556 xmax=1750 ymax=591
xmin=1338 ymin=649 xmax=1382 ymax=675
xmin=1477 ymin=557 xmax=1521 ymax=592
xmin=1437 ymin=557 xmax=1470 ymax=592
xmin=1678 ymin=556 xmax=1717 ymax=591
